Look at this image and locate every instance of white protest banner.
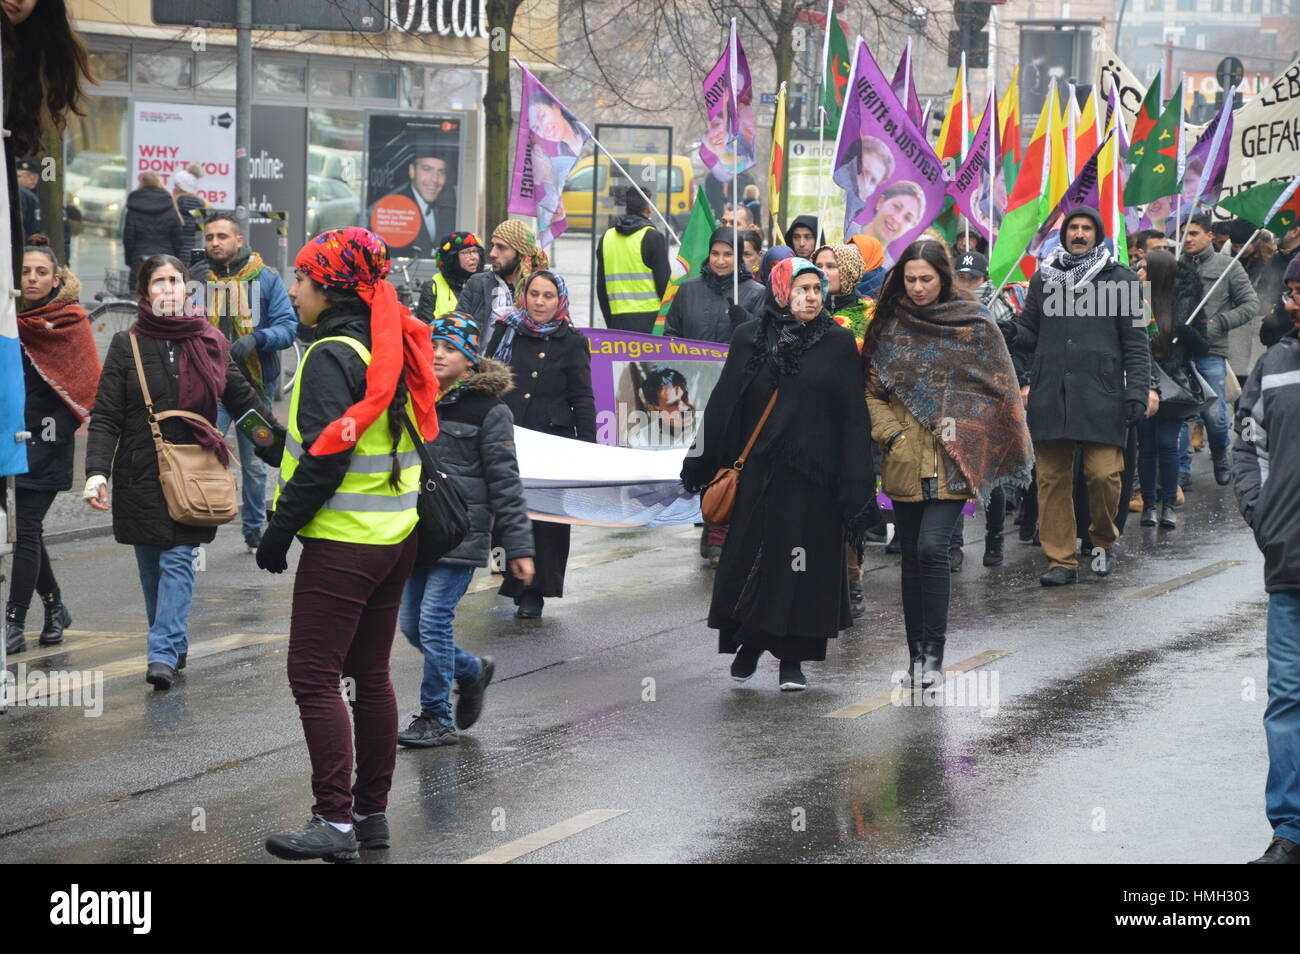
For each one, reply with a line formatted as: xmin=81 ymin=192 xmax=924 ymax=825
xmin=132 ymin=102 xmax=237 ymax=206
xmin=1221 ymin=54 xmax=1300 ymax=200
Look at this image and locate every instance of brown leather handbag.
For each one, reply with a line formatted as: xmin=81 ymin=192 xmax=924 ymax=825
xmin=129 ymin=333 xmax=239 ymax=527
xmin=700 ymin=389 xmax=778 ymax=524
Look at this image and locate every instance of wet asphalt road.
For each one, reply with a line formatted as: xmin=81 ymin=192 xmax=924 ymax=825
xmin=0 ymin=450 xmax=1274 ymax=864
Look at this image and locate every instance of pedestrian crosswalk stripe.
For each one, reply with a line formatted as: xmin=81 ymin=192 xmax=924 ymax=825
xmin=461 ymin=809 xmax=629 ymax=864
xmin=1126 ymin=560 xmax=1243 ymax=600
xmin=822 ymin=650 xmax=1013 ymax=719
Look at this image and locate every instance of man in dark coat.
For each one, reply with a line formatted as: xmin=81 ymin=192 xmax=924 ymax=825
xmin=1232 ymin=255 xmax=1300 ymax=864
xmin=594 ymin=188 xmax=671 ymax=333
xmin=1013 ymin=206 xmax=1155 ymax=586
xmin=122 ymin=174 xmax=189 ymax=284
xmin=663 ymin=228 xmax=765 ymax=342
xmin=15 ymin=157 xmax=41 ymax=238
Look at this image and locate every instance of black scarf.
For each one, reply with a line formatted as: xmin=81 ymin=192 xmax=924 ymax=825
xmin=746 ymin=298 xmax=835 ymax=376
xmin=699 ymin=259 xmax=754 ymax=297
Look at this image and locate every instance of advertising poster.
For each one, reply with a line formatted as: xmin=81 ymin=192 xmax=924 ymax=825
xmin=580 ymin=329 xmax=728 ymax=450
xmin=785 ymin=135 xmax=845 ymax=230
xmin=365 ymin=112 xmax=463 ymax=259
xmin=249 ymin=106 xmax=308 ymax=268
xmin=131 ymin=101 xmax=236 ymax=204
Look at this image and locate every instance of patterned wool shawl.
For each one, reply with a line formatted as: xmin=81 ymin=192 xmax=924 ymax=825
xmin=871 ymin=297 xmax=1033 ymax=501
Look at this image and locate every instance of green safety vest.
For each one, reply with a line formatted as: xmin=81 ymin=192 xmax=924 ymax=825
xmin=429 ymin=271 xmax=459 ymax=317
xmin=273 ymin=336 xmax=421 ymax=545
xmin=601 ymin=226 xmax=659 ymax=315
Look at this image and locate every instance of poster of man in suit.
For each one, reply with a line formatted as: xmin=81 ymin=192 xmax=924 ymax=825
xmin=366 ymin=113 xmax=463 ymax=259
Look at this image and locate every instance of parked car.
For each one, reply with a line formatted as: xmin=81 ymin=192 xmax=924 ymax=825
xmin=306 ymin=174 xmax=361 ymax=237
xmin=562 ymin=153 xmax=693 ymax=233
xmin=64 ymin=151 xmax=125 ymax=197
xmin=67 ymin=164 xmax=128 ymax=233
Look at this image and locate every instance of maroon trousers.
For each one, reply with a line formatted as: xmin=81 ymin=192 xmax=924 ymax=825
xmin=287 ymin=533 xmax=417 ymax=822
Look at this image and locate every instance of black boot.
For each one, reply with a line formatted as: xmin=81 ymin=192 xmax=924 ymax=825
xmin=145 ymin=662 xmax=176 ymax=691
xmin=848 ymin=579 xmax=866 ymax=618
xmin=515 ymin=590 xmax=544 ymax=619
xmin=5 ymin=604 xmax=27 ymax=655
xmin=1140 ymin=506 xmax=1158 ymax=527
xmin=919 ymin=639 xmax=946 ymax=690
xmin=906 ymin=638 xmax=923 ymax=687
xmin=982 ymin=533 xmax=1004 ymax=567
xmin=1159 ymin=504 xmax=1177 ymax=529
xmin=38 ymin=595 xmax=71 ymax=646
xmin=1212 ymin=451 xmax=1232 ymax=486
xmin=730 ymin=644 xmax=762 ymax=682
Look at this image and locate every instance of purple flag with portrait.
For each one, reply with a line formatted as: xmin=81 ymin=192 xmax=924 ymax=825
xmin=699 ymin=20 xmax=756 ymax=184
xmin=509 ymin=62 xmax=591 ymax=248
xmin=948 ymin=98 xmax=1002 ymax=244
xmin=831 ymin=38 xmax=946 ymax=264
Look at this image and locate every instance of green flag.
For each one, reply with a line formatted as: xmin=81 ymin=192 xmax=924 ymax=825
xmin=1125 ymin=74 xmax=1163 ymax=165
xmin=1218 ymin=176 xmax=1300 ymax=238
xmin=652 ymin=186 xmax=717 ymax=335
xmin=819 ymin=11 xmax=851 ymax=136
xmin=989 ymin=191 xmax=1047 ymax=290
xmin=1124 ymin=82 xmax=1183 ymax=207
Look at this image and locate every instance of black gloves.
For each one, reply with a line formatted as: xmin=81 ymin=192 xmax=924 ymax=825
xmin=727 ymin=304 xmax=748 ymax=327
xmin=1124 ymin=398 xmax=1147 ymax=427
xmin=229 ymin=333 xmax=258 ymax=364
xmin=251 ymin=419 xmax=288 ymax=468
xmin=255 ymin=524 xmax=294 ymax=574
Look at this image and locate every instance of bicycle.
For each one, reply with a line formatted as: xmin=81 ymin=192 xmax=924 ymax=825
xmin=390 ymin=251 xmax=425 ymax=314
xmin=87 ymin=266 xmax=138 ymax=360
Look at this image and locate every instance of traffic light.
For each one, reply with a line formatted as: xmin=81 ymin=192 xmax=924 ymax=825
xmin=949 ymin=1 xmax=991 ymax=68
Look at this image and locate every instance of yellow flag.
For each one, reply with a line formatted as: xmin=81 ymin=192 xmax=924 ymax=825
xmin=767 ymin=82 xmax=787 ymax=244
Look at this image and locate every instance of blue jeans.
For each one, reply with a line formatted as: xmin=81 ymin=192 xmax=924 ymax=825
xmin=134 ymin=544 xmax=198 ymax=667
xmin=1178 ymin=356 xmax=1231 ymax=473
xmin=1137 ymin=415 xmax=1183 ymax=505
xmin=1266 ymin=591 xmax=1300 ymax=845
xmin=399 ymin=563 xmax=481 ymax=727
xmin=218 ymin=387 xmax=271 ymax=540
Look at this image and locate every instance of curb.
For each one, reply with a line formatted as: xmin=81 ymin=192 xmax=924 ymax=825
xmin=44 ymin=524 xmax=116 ymax=546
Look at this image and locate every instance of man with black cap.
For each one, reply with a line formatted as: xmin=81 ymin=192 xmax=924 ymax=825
xmin=787 ymin=215 xmax=820 ymax=260
xmin=1013 ymin=206 xmax=1155 ymax=586
xmin=594 ymin=188 xmax=671 ymax=334
xmin=15 ymin=157 xmax=41 ymax=239
xmin=370 ymin=138 xmax=457 ymax=259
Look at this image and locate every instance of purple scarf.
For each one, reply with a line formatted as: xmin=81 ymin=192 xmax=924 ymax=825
xmin=131 ymin=302 xmax=231 ymax=466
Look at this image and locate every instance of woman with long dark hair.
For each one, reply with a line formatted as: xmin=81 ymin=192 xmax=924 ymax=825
xmin=682 ymin=257 xmax=873 ymax=691
xmin=5 ymin=235 xmax=99 ymax=654
xmin=1135 ymin=249 xmax=1209 ymax=530
xmin=483 ymin=269 xmax=596 ymax=618
xmin=256 ymin=227 xmax=440 ymax=862
xmin=84 ymin=254 xmax=274 ymax=690
xmin=863 ymin=240 xmax=1032 ymax=688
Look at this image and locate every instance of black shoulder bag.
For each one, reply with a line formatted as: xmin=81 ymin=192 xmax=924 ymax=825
xmin=402 ymin=416 xmax=470 ymax=567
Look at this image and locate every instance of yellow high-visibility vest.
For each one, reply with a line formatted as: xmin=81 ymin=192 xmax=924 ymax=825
xmin=601 ymin=226 xmax=658 ymax=314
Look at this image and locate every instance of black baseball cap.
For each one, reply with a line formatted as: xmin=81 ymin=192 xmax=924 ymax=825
xmin=955 ymin=250 xmax=989 ymax=278
xmin=15 ymin=157 xmax=38 ymax=174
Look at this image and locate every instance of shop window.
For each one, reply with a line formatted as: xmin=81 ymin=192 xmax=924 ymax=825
xmin=63 ymin=94 xmax=131 ymax=282
xmin=312 ymin=66 xmax=353 ymax=98
xmin=135 ymin=52 xmax=192 ymax=88
xmin=308 ymin=108 xmax=365 ymax=238
xmin=357 ymin=69 xmax=398 ymax=100
xmin=256 ymin=60 xmax=307 ymax=95
xmin=88 ymin=50 xmax=128 ymax=84
xmin=196 ymin=54 xmax=237 ymax=92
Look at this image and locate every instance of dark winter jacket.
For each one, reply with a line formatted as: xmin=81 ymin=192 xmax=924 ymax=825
xmin=1150 ymin=260 xmax=1212 ymax=405
xmin=483 ymin=320 xmax=597 ymax=442
xmin=85 ymin=328 xmax=273 ymax=548
xmin=176 ymin=193 xmax=207 ymax=255
xmin=122 ymin=187 xmax=189 ymax=272
xmin=663 ymin=262 xmax=766 ymax=343
xmin=431 ymin=357 xmax=533 ymax=567
xmin=1013 ymin=220 xmax=1151 ymax=447
xmin=1260 ymin=245 xmax=1300 ymax=348
xmin=1233 ymin=329 xmax=1300 ymax=592
xmin=1186 ymin=244 xmax=1259 ymax=360
xmin=594 ymin=213 xmax=672 ymax=326
xmin=17 ymin=275 xmax=86 ymax=493
xmin=454 ymin=270 xmax=513 ymax=351
xmin=190 ymin=247 xmax=301 ymax=393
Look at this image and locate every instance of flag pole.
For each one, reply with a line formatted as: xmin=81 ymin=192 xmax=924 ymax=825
xmin=590 ymin=137 xmax=680 ymax=244
xmin=961 ymin=51 xmax=970 ymax=250
xmin=1173 ymin=72 xmax=1187 ymax=259
xmin=988 ymin=83 xmax=998 ymax=251
xmin=1183 ymin=231 xmax=1259 ymax=325
xmin=817 ymin=0 xmax=833 ymax=245
xmin=729 ymin=17 xmax=740 ymax=303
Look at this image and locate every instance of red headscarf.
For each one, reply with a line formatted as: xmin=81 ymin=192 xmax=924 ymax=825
xmin=295 ymin=227 xmax=439 ymax=453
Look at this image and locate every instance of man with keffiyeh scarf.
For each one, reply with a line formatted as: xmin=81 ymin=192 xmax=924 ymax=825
xmin=1012 ymin=206 xmax=1156 ymax=587
xmin=455 ymin=221 xmax=549 ymax=352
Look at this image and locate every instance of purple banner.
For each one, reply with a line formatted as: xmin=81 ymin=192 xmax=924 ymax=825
xmin=580 ymin=328 xmax=728 ymax=449
xmin=509 ymin=64 xmax=591 ymax=248
xmin=948 ymin=99 xmax=1002 ymax=244
xmin=890 ymin=41 xmax=923 ymax=130
xmin=831 ymin=39 xmax=946 ymax=264
xmin=699 ymin=20 xmax=756 ymax=184
xmin=1027 ymin=133 xmax=1110 ymax=261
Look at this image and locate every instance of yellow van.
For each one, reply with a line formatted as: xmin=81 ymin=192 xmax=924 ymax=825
xmin=562 ymin=153 xmax=694 ymax=233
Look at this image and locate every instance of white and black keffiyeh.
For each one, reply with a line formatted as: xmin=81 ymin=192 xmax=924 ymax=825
xmin=1037 ymin=241 xmax=1113 ymax=288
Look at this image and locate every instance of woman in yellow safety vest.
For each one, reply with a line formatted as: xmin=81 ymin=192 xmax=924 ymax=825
xmin=415 ymin=231 xmax=483 ymax=323
xmin=256 ymin=226 xmax=440 ymax=863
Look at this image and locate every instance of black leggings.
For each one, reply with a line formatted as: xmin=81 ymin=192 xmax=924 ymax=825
xmin=7 ymin=488 xmax=59 ymax=616
xmin=894 ymin=499 xmax=966 ymax=644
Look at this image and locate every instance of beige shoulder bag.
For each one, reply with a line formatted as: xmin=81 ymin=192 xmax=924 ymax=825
xmin=129 ymin=333 xmax=239 ymax=527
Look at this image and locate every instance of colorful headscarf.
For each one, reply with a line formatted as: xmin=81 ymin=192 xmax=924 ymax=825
xmin=435 ymin=231 xmax=483 ymax=292
xmin=828 ymin=244 xmax=866 ymax=291
xmin=430 ymin=311 xmax=479 ymax=365
xmin=294 ymin=226 xmax=439 ymax=453
xmin=767 ymin=256 xmax=828 ymax=308
xmin=492 ymin=220 xmax=550 ymax=298
xmin=849 ymin=234 xmax=885 ymax=272
xmin=491 ymin=270 xmax=570 ymax=365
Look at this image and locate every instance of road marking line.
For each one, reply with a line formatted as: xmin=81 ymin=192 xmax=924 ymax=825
xmin=823 ymin=650 xmax=1013 ymax=719
xmin=10 ymin=631 xmax=146 ymax=664
xmin=11 ymin=632 xmax=289 ymax=703
xmin=460 ymin=809 xmax=629 ymax=864
xmin=1127 ymin=560 xmax=1244 ymax=600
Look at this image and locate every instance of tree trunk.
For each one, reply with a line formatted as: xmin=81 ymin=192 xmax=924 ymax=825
xmin=483 ymin=0 xmax=522 ymax=235
xmin=38 ymin=126 xmax=66 ymax=266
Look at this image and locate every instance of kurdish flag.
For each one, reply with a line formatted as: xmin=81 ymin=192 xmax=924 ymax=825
xmin=999 ymin=67 xmax=1021 ymax=194
xmin=767 ymin=82 xmax=788 ymax=244
xmin=1218 ymin=176 xmax=1300 ymax=238
xmin=1075 ymin=89 xmax=1100 ymax=173
xmin=1126 ymin=74 xmax=1163 ymax=165
xmin=989 ymin=82 xmax=1059 ymax=289
xmin=1124 ymin=81 xmax=1184 ymax=206
xmin=819 ymin=2 xmax=851 ymax=136
xmin=937 ymin=56 xmax=970 ymax=168
xmin=652 ymin=186 xmax=717 ymax=335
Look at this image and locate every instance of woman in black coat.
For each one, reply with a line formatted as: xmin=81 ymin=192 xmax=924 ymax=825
xmin=483 ymin=269 xmax=596 ymax=618
xmin=122 ymin=172 xmax=189 ymax=285
xmin=84 ymin=254 xmax=274 ymax=690
xmin=5 ymin=238 xmax=100 ymax=654
xmin=681 ymin=256 xmax=873 ymax=690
